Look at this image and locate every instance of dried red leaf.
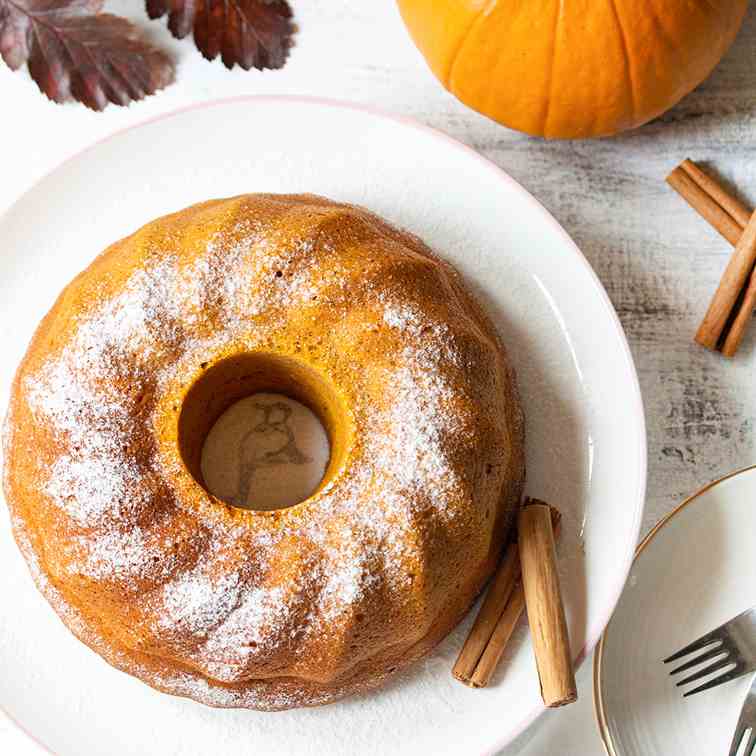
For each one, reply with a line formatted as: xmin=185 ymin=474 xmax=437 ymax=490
xmin=0 ymin=0 xmax=174 ymax=110
xmin=147 ymin=0 xmax=294 ymax=71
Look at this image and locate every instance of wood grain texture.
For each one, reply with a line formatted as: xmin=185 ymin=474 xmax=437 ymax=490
xmin=1 ymin=3 xmax=756 ymax=754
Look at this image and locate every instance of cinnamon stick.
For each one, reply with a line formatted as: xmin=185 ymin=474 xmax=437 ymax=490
xmin=679 ymin=160 xmax=752 ymax=229
xmin=667 ymin=162 xmax=747 ymax=246
xmin=722 ymin=263 xmax=756 ymax=357
xmin=518 ymin=500 xmax=576 ymax=707
xmin=696 ymin=210 xmax=756 ymax=351
xmin=452 ymin=543 xmax=520 ymax=683
xmin=453 ymin=505 xmax=561 ymax=688
xmin=667 ymin=159 xmax=756 ymax=356
xmin=468 ymin=506 xmax=562 ymax=688
xmin=468 ymin=583 xmax=526 ymax=688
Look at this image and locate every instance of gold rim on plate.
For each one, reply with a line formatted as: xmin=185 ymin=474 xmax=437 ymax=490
xmin=592 ymin=463 xmax=756 ymax=755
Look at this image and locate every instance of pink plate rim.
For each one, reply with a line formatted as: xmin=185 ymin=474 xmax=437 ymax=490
xmin=0 ymin=94 xmax=647 ymax=756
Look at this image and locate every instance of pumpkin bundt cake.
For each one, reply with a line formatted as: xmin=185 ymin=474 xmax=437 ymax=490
xmin=2 ymin=194 xmax=525 ymax=710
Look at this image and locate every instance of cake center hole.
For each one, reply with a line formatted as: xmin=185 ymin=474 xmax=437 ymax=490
xmin=200 ymin=393 xmax=330 ymax=512
xmin=178 ymin=352 xmax=349 ymax=513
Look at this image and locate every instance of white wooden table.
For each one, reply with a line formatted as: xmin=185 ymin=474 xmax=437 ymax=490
xmin=2 ymin=2 xmax=755 ymax=753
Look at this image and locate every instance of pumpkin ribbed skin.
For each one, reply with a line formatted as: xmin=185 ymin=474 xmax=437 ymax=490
xmin=398 ymin=0 xmax=748 ymax=139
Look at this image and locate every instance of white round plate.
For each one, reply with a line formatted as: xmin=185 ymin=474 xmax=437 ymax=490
xmin=0 ymin=97 xmax=645 ymax=756
xmin=595 ymin=465 xmax=756 ymax=755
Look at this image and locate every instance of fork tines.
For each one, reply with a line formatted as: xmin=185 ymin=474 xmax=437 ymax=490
xmin=730 ymin=718 xmax=756 ymax=756
xmin=664 ymin=608 xmax=756 ymax=697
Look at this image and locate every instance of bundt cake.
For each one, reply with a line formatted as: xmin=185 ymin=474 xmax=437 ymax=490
xmin=2 ymin=194 xmax=525 ymax=710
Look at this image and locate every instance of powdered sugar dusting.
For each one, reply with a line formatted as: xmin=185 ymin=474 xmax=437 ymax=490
xmin=383 ymin=302 xmax=424 ymax=331
xmin=6 ymin=198 xmax=509 ymax=709
xmin=378 ymin=365 xmax=462 ymax=504
xmin=78 ymin=526 xmax=168 ymax=580
xmin=159 ymin=568 xmax=241 ymax=636
xmin=200 ymin=585 xmax=290 ymax=680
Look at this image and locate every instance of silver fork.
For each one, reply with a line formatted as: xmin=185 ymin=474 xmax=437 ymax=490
xmin=664 ymin=607 xmax=756 ymax=696
xmin=729 ymin=676 xmax=756 ymax=756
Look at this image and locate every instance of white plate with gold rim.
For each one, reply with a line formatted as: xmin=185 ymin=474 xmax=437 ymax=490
xmin=0 ymin=96 xmax=645 ymax=756
xmin=595 ymin=465 xmax=756 ymax=755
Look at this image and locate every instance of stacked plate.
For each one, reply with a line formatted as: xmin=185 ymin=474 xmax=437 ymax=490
xmin=596 ymin=466 xmax=756 ymax=755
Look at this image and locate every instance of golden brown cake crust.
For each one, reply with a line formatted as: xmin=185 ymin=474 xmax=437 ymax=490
xmin=2 ymin=194 xmax=525 ymax=710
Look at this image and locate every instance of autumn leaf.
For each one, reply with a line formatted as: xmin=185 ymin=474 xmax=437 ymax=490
xmin=0 ymin=0 xmax=175 ymax=110
xmin=146 ymin=0 xmax=294 ymax=71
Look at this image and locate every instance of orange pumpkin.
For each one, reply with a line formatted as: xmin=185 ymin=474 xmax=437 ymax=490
xmin=397 ymin=0 xmax=748 ymax=139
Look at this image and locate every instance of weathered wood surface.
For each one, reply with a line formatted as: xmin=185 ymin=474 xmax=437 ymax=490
xmin=1 ymin=2 xmax=755 ymax=754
